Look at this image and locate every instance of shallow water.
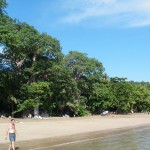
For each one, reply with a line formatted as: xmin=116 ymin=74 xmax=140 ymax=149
xmin=39 ymin=126 xmax=150 ymax=150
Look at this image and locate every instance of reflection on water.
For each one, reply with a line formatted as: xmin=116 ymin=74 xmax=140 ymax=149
xmin=41 ymin=126 xmax=150 ymax=150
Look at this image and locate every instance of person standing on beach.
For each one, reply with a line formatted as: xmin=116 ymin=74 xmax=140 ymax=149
xmin=5 ymin=118 xmax=16 ymax=150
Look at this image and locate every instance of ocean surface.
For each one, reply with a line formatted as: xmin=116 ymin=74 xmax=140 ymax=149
xmin=36 ymin=126 xmax=150 ymax=150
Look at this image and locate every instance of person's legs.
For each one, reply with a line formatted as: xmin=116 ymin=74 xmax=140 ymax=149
xmin=11 ymin=141 xmax=15 ymax=150
xmin=8 ymin=142 xmax=12 ymax=150
xmin=9 ymin=133 xmax=16 ymax=150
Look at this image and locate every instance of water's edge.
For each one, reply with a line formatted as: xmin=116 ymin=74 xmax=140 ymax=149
xmin=1 ymin=124 xmax=150 ymax=150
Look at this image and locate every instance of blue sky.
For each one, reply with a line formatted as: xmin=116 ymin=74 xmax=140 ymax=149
xmin=5 ymin=0 xmax=150 ymax=82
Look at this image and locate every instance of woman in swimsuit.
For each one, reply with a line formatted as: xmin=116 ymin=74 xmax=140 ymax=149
xmin=5 ymin=118 xmax=16 ymax=150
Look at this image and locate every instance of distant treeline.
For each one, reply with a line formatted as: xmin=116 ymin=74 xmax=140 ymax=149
xmin=1 ymin=0 xmax=150 ymax=117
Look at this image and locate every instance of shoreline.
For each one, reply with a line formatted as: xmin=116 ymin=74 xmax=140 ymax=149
xmin=1 ymin=113 xmax=150 ymax=149
xmin=1 ymin=125 xmax=149 ymax=150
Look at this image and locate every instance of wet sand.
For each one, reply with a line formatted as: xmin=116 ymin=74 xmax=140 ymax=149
xmin=1 ymin=113 xmax=150 ymax=150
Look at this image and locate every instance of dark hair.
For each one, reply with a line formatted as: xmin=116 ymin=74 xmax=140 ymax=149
xmin=11 ymin=118 xmax=15 ymax=122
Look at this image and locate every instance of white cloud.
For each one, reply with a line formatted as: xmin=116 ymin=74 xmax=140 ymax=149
xmin=59 ymin=0 xmax=150 ymax=27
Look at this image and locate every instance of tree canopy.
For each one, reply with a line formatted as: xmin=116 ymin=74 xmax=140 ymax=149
xmin=1 ymin=1 xmax=150 ymax=117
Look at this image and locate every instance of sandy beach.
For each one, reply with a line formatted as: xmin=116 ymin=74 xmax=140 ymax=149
xmin=1 ymin=113 xmax=150 ymax=150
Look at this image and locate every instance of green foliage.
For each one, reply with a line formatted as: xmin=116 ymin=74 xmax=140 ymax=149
xmin=0 ymin=0 xmax=7 ymax=15
xmin=12 ymin=99 xmax=42 ymax=115
xmin=13 ymin=82 xmax=52 ymax=114
xmin=1 ymin=1 xmax=150 ymax=117
xmin=64 ymin=51 xmax=104 ymax=81
xmin=66 ymin=96 xmax=89 ymax=116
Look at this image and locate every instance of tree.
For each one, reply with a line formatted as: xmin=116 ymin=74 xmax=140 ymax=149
xmin=64 ymin=51 xmax=105 ymax=115
xmin=64 ymin=51 xmax=104 ymax=82
xmin=89 ymin=82 xmax=114 ymax=114
xmin=0 ymin=8 xmax=64 ymax=116
xmin=0 ymin=0 xmax=7 ymax=15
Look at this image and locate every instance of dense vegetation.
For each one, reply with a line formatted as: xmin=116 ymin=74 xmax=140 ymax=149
xmin=1 ymin=0 xmax=150 ymax=117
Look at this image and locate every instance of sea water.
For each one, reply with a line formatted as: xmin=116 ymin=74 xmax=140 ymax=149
xmin=33 ymin=126 xmax=150 ymax=150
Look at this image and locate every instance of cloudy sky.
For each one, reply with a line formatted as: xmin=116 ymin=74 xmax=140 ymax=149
xmin=6 ymin=0 xmax=150 ymax=82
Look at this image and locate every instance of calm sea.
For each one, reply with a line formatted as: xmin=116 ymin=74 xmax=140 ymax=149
xmin=33 ymin=126 xmax=150 ymax=150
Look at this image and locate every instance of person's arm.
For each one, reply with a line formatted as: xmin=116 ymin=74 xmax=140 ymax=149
xmin=5 ymin=127 xmax=9 ymax=140
xmin=14 ymin=124 xmax=17 ymax=134
xmin=5 ymin=123 xmax=11 ymax=140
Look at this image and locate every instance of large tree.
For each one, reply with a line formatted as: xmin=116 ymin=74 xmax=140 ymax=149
xmin=63 ymin=51 xmax=105 ymax=115
xmin=0 ymin=3 xmax=64 ymax=116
